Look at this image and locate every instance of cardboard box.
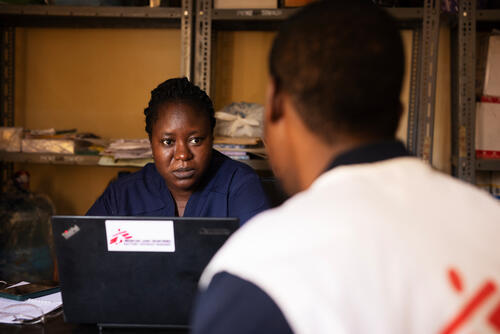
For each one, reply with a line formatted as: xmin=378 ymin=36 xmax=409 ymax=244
xmin=0 ymin=127 xmax=23 ymax=152
xmin=483 ymin=34 xmax=500 ymax=97
xmin=475 ymin=102 xmax=500 ymax=159
xmin=22 ymin=139 xmax=75 ymax=154
xmin=214 ymin=0 xmax=277 ymax=9
xmin=284 ymin=0 xmax=315 ymax=7
xmin=476 ymin=32 xmax=490 ymax=98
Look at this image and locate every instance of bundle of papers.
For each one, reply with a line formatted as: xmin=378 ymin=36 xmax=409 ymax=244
xmin=0 ymin=282 xmax=62 ymax=325
xmin=213 ymin=137 xmax=267 ymax=161
xmin=102 ymin=139 xmax=152 ymax=160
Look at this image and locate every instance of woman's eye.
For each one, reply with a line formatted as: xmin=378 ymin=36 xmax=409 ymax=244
xmin=189 ymin=137 xmax=203 ymax=145
xmin=161 ymin=138 xmax=173 ymax=146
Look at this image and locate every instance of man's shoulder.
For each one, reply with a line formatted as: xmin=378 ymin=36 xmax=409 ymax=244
xmin=203 ymin=156 xmax=500 ymax=284
xmin=192 ymin=271 xmax=293 ymax=334
xmin=199 ymin=195 xmax=314 ymax=286
xmin=316 ymin=156 xmax=499 ymax=207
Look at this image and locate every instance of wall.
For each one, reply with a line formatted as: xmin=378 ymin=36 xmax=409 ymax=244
xmin=213 ymin=30 xmax=276 ymax=109
xmin=14 ymin=27 xmax=181 ymax=215
xmin=13 ymin=25 xmax=452 ymax=215
xmin=215 ymin=28 xmax=452 ymax=173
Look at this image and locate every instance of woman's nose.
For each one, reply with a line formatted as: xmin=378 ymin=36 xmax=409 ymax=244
xmin=175 ymin=141 xmax=193 ymax=161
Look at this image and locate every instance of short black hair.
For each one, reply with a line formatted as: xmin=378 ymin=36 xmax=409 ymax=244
xmin=269 ymin=0 xmax=405 ymax=142
xmin=144 ymin=77 xmax=216 ymax=137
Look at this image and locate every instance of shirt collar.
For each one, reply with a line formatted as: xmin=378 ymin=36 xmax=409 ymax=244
xmin=325 ymin=140 xmax=410 ymax=173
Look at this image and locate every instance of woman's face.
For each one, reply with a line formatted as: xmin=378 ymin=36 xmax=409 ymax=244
xmin=151 ymin=102 xmax=213 ymax=194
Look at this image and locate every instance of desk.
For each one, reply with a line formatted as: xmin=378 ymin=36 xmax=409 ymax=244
xmin=0 ymin=313 xmax=189 ymax=333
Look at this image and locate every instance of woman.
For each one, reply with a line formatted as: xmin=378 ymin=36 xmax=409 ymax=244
xmin=87 ymin=78 xmax=269 ymax=225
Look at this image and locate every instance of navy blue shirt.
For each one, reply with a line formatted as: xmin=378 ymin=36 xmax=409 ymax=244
xmin=87 ymin=150 xmax=270 ymax=225
xmin=191 ymin=141 xmax=410 ymax=334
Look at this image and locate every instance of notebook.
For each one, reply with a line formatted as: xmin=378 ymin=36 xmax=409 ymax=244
xmin=51 ymin=216 xmax=239 ymax=329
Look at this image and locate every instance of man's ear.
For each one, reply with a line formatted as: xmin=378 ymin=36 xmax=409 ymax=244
xmin=265 ymin=79 xmax=284 ymax=123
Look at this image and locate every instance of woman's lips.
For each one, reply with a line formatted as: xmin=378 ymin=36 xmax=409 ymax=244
xmin=172 ymin=168 xmax=196 ymax=179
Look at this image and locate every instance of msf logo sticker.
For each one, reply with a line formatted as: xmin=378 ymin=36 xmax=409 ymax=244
xmin=109 ymin=229 xmax=133 ymax=245
xmin=105 ymin=220 xmax=175 ymax=252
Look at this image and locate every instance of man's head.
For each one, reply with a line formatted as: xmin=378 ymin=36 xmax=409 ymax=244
xmin=265 ymin=0 xmax=405 ymax=195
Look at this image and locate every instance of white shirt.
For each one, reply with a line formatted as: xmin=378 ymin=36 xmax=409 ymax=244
xmin=200 ymin=157 xmax=500 ymax=334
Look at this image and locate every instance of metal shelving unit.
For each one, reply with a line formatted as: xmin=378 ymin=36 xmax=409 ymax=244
xmin=0 ymin=3 xmax=193 ymax=189
xmin=0 ymin=26 xmax=15 ymax=190
xmin=193 ymin=0 xmax=438 ymax=162
xmin=414 ymin=0 xmax=441 ymax=163
xmin=451 ymin=0 xmax=500 ymax=184
xmin=0 ymin=152 xmax=101 ymax=166
xmin=477 ymin=9 xmax=500 ymax=21
xmin=0 ymin=2 xmax=455 ymax=186
xmin=0 ymin=151 xmax=270 ymax=171
xmin=476 ymin=159 xmax=500 ymax=171
xmin=451 ymin=0 xmax=476 ymax=183
xmin=0 ymin=5 xmax=182 ymax=27
xmin=212 ymin=8 xmax=297 ymax=30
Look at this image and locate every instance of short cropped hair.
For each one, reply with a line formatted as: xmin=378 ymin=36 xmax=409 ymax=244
xmin=144 ymin=77 xmax=216 ymax=137
xmin=269 ymin=0 xmax=405 ymax=142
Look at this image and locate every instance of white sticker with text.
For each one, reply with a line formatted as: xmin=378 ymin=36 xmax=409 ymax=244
xmin=105 ymin=220 xmax=175 ymax=252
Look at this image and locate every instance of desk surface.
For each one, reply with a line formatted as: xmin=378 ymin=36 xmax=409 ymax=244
xmin=0 ymin=314 xmax=189 ymax=333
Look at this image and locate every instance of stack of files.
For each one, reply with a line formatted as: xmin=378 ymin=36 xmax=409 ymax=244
xmin=0 ymin=282 xmax=62 ymax=325
xmin=21 ymin=128 xmax=109 ymax=155
xmin=102 ymin=139 xmax=152 ymax=160
xmin=98 ymin=139 xmax=152 ymax=167
xmin=213 ymin=137 xmax=267 ymax=161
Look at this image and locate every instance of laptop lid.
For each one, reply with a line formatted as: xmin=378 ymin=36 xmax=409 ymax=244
xmin=51 ymin=216 xmax=238 ymax=328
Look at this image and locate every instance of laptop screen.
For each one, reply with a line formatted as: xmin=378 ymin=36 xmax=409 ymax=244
xmin=52 ymin=216 xmax=238 ymax=328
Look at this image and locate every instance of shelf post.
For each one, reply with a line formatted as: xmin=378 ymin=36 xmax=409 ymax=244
xmin=194 ymin=0 xmax=212 ymax=94
xmin=181 ymin=0 xmax=194 ymax=80
xmin=407 ymin=27 xmax=422 ymax=155
xmin=453 ymin=0 xmax=476 ymax=183
xmin=415 ymin=0 xmax=441 ymax=164
xmin=0 ymin=27 xmax=15 ymax=191
xmin=0 ymin=27 xmax=14 ymax=128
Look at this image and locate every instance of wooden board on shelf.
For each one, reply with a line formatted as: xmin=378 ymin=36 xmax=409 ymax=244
xmin=214 ymin=136 xmax=262 ymax=146
xmin=0 ymin=151 xmax=271 ymax=171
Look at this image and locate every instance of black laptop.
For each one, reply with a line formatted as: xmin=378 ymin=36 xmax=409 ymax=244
xmin=51 ymin=216 xmax=238 ymax=329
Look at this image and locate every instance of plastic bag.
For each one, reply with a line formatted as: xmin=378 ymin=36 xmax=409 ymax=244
xmin=214 ymin=102 xmax=264 ymax=138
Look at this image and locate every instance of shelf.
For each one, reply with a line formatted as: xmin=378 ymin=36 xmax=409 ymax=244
xmin=384 ymin=7 xmax=423 ymax=21
xmin=0 ymin=4 xmax=182 ymax=28
xmin=212 ymin=8 xmax=295 ymax=30
xmin=242 ymin=159 xmax=269 ymax=171
xmin=212 ymin=8 xmax=297 ymax=21
xmin=477 ymin=10 xmax=500 ymax=22
xmin=211 ymin=7 xmax=422 ymax=30
xmin=213 ymin=7 xmax=422 ymax=21
xmin=0 ymin=151 xmax=270 ymax=170
xmin=476 ymin=159 xmax=500 ymax=171
xmin=1 ymin=151 xmax=100 ymax=166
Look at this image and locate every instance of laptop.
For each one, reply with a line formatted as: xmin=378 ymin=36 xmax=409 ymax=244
xmin=51 ymin=216 xmax=239 ymax=329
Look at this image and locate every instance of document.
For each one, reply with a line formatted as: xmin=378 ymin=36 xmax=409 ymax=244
xmin=0 ymin=282 xmax=62 ymax=324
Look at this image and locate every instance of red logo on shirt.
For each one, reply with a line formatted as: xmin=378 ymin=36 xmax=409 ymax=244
xmin=109 ymin=229 xmax=133 ymax=245
xmin=440 ymin=267 xmax=500 ymax=334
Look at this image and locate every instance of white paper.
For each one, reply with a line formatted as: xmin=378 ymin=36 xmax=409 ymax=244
xmin=105 ymin=220 xmax=176 ymax=252
xmin=5 ymin=281 xmax=30 ymax=289
xmin=0 ymin=292 xmax=62 ymax=324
